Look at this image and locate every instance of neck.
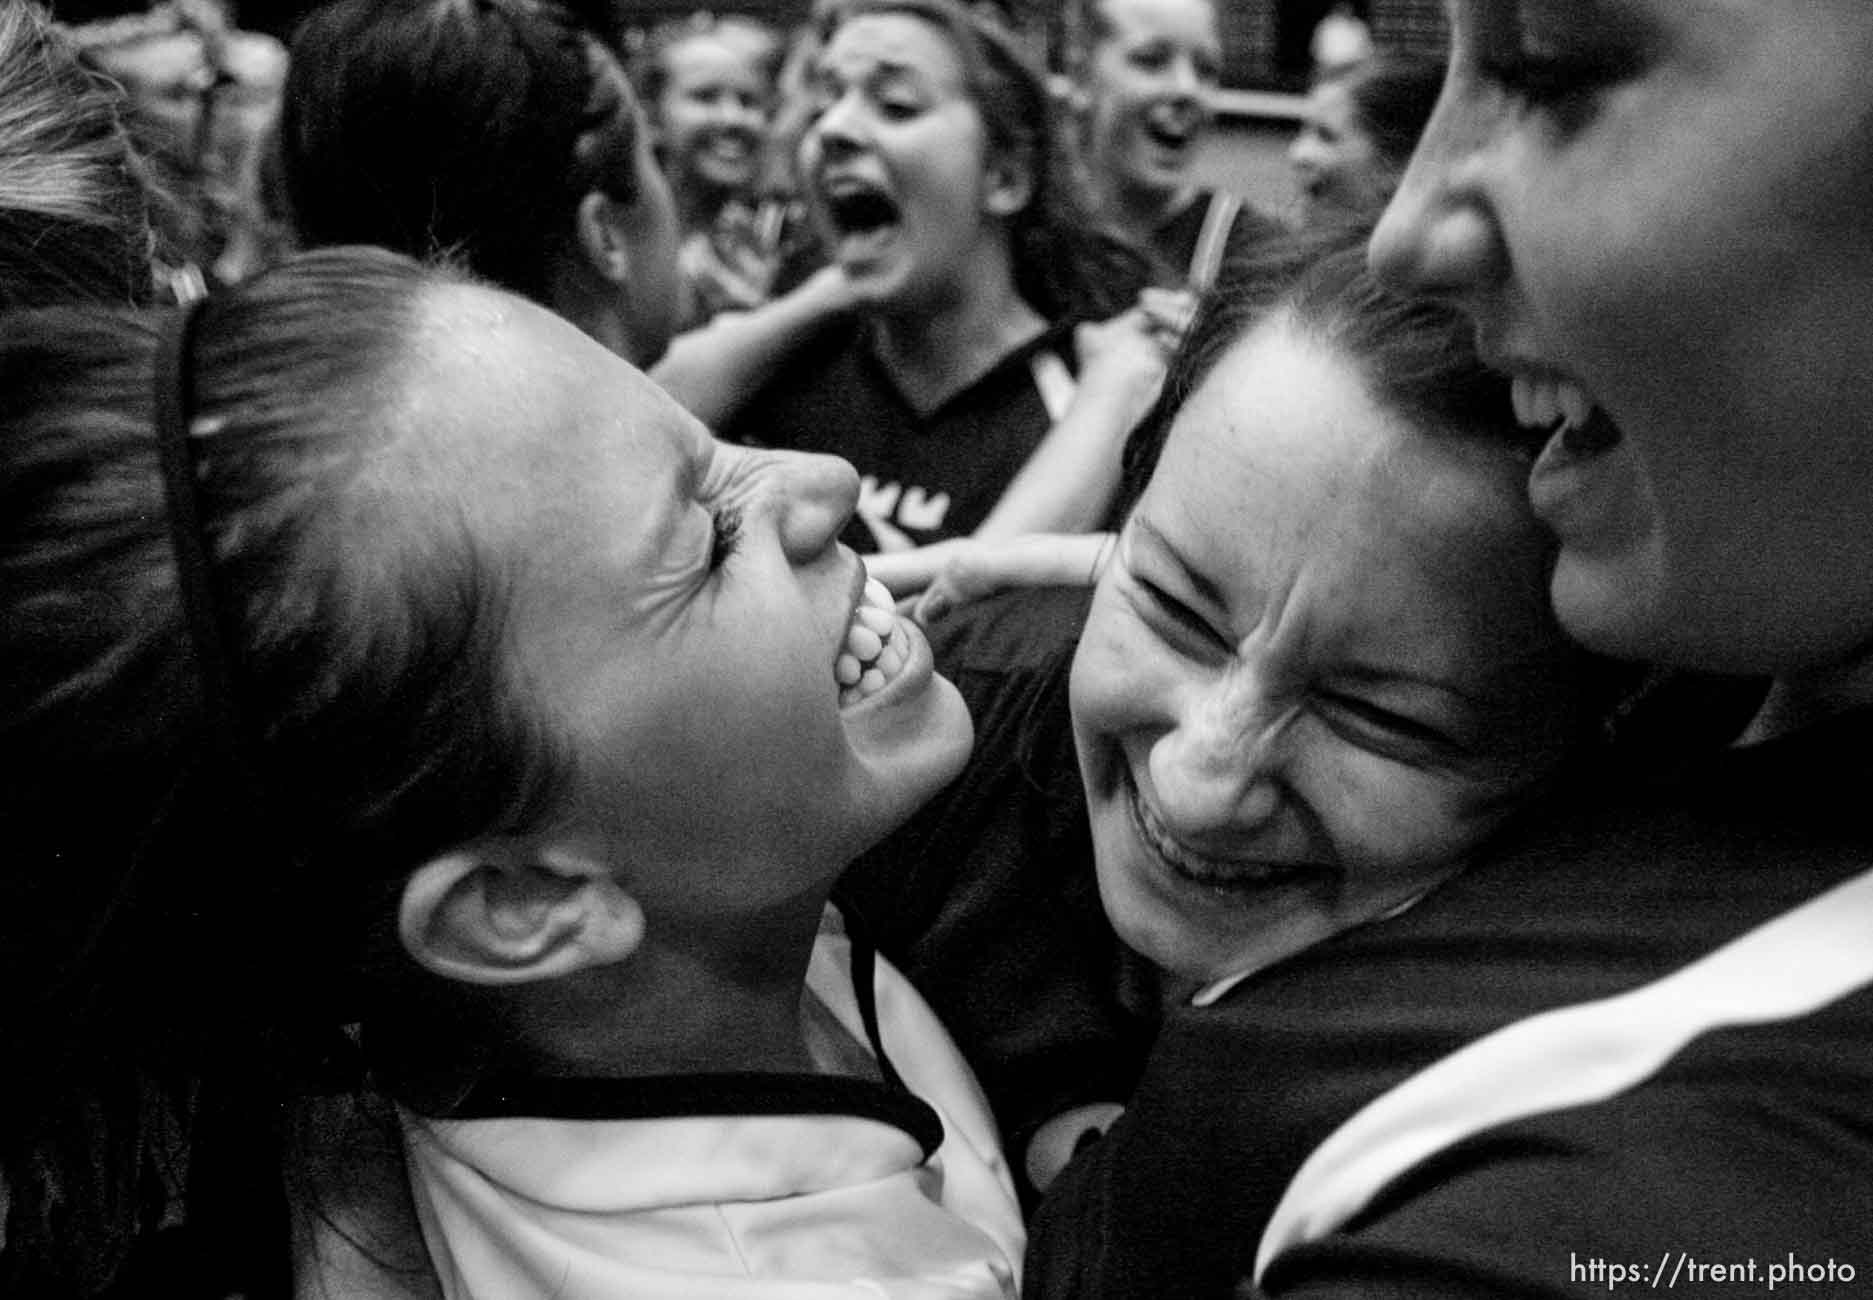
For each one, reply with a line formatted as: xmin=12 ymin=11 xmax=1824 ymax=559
xmin=870 ymin=252 xmax=1045 ymax=414
xmin=499 ymin=894 xmax=840 ymax=1082
xmin=1103 ymin=173 xmax=1193 ymax=243
xmin=675 ymin=177 xmax=736 ymax=238
xmin=550 ymin=261 xmax=635 ymax=362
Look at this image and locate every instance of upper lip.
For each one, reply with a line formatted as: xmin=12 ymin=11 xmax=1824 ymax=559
xmin=1472 ymin=327 xmax=1570 ymax=381
xmin=843 ymin=551 xmax=867 ymax=623
xmin=816 ymin=167 xmax=888 ymax=199
xmin=1125 ymin=769 xmax=1316 ymax=877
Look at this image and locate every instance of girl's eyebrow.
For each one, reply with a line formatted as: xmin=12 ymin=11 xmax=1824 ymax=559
xmin=1132 ymin=516 xmax=1229 ymax=612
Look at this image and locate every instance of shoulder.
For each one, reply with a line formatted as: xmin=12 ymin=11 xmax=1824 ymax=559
xmin=1259 ymin=1051 xmax=1873 ymax=1296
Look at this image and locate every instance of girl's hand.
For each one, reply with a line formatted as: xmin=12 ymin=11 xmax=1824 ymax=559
xmin=912 ymin=533 xmax=1117 ymax=625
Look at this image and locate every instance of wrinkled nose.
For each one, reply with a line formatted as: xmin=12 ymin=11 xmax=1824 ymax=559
xmin=1146 ymin=675 xmax=1286 ymax=839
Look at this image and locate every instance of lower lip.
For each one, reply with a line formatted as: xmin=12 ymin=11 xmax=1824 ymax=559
xmin=828 ymin=223 xmax=898 ymax=270
xmin=1526 ymin=410 xmax=1640 ymax=547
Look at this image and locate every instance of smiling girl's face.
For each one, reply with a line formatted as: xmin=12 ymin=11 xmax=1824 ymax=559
xmin=1370 ymin=0 xmax=1873 ymax=690
xmin=653 ymin=32 xmax=770 ymax=197
xmin=414 ymin=286 xmax=973 ymax=933
xmin=1080 ymin=0 xmax=1221 ymax=208
xmin=1070 ymin=316 xmax=1585 ymax=986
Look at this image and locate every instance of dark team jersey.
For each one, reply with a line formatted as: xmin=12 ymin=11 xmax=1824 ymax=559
xmin=1026 ymin=705 xmax=1873 ymax=1298
xmin=720 ymin=319 xmax=1078 ymax=552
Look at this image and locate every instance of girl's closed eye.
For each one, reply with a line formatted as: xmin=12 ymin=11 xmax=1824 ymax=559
xmin=1312 ymin=687 xmax=1466 ymax=763
xmin=1133 ymin=576 xmax=1230 ymax=656
xmin=709 ymin=505 xmax=744 ymax=570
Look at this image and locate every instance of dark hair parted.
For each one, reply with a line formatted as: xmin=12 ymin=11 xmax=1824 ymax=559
xmin=1114 ymin=216 xmax=1523 ymax=520
xmin=0 ymin=247 xmax=567 ymax=1290
xmin=0 ymin=1 xmax=156 ymax=308
xmin=817 ymin=0 xmax=1157 ymax=320
xmin=280 ymin=0 xmax=639 ymax=304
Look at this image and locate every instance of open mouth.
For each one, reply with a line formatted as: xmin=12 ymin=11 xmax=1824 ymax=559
xmin=1511 ymin=372 xmax=1623 ymax=463
xmin=1142 ymin=109 xmax=1199 ymax=153
xmin=1122 ymin=768 xmax=1319 ymax=895
xmin=835 ymin=575 xmax=911 ymax=707
xmin=819 ymin=177 xmax=902 ymax=260
xmin=701 ymin=132 xmax=759 ymax=166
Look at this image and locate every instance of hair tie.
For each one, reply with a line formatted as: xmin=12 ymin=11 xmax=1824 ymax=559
xmin=154 ymin=298 xmax=245 ymax=751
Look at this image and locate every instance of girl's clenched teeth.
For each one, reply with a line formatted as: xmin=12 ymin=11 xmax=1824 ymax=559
xmin=837 ymin=577 xmax=910 ymax=706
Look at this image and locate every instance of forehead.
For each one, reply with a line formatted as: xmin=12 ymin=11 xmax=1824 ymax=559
xmin=1146 ymin=322 xmax=1541 ymax=609
xmin=664 ymin=34 xmax=763 ymax=87
xmin=402 ymin=285 xmax=703 ymax=522
xmin=820 ymin=12 xmax=968 ymax=89
xmin=1097 ymin=0 xmax=1219 ymax=46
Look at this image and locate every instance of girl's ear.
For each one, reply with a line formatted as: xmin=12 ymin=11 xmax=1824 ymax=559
xmin=576 ymin=190 xmax=634 ymax=285
xmin=983 ymin=151 xmax=1035 ymax=218
xmin=398 ymin=843 xmax=645 ymax=987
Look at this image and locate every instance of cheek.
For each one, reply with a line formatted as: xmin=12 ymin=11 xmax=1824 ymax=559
xmin=1069 ymin=603 xmax=1168 ymax=747
xmin=1303 ymin=749 xmax=1496 ymax=890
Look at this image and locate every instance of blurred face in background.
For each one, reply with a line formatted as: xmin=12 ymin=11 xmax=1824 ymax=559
xmin=653 ymin=31 xmax=772 ymax=202
xmin=585 ymin=44 xmax=687 ymax=364
xmin=1080 ymin=0 xmax=1221 ymax=214
xmin=1289 ymin=75 xmax=1390 ymax=221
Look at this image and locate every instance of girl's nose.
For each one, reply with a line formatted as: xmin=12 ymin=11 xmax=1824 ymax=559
xmin=775 ymin=450 xmax=860 ymax=561
xmin=807 ymin=89 xmax=866 ymax=154
xmin=1368 ymin=99 xmax=1508 ymax=300
xmin=1288 ymin=127 xmax=1324 ymax=173
xmin=1146 ymin=676 xmax=1287 ymax=838
xmin=1168 ymin=54 xmax=1202 ymax=97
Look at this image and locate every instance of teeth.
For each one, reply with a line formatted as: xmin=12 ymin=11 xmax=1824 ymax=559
xmin=1126 ymin=779 xmax=1302 ymax=889
xmin=1511 ymin=373 xmax=1597 ymax=433
xmin=845 ymin=622 xmax=884 ymax=662
xmin=836 ymin=573 xmax=911 ymax=706
xmin=855 ymin=603 xmax=895 ymax=638
xmin=1555 ymin=382 xmax=1593 ymax=432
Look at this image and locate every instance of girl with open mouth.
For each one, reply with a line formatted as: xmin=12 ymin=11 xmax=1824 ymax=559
xmin=720 ymin=0 xmax=1153 ymax=556
xmin=1060 ymin=0 xmax=1284 ymax=289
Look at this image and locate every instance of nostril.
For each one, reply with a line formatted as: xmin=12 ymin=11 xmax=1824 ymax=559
xmin=1370 ymin=194 xmax=1502 ymax=298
